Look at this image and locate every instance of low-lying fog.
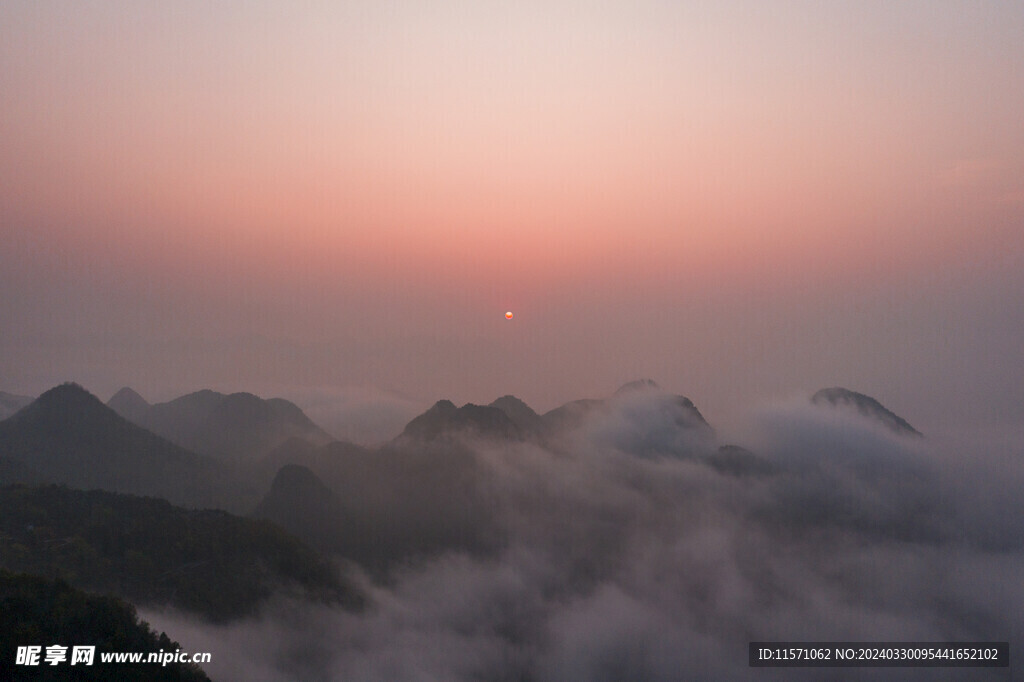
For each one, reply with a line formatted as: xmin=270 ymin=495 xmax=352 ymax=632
xmin=145 ymin=393 xmax=1022 ymax=680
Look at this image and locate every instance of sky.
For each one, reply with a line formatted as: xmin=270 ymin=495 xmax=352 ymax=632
xmin=1 ymin=0 xmax=1022 ymax=438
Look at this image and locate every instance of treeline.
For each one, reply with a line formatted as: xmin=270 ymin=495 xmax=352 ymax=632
xmin=0 ymin=570 xmax=210 ymax=681
xmin=0 ymin=485 xmax=363 ymax=622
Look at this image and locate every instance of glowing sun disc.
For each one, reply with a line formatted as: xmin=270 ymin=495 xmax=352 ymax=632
xmin=505 ymin=311 xmax=513 ymax=319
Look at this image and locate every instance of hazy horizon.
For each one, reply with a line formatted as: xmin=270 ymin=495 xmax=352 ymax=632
xmin=3 ymin=2 xmax=1023 ymax=439
xmin=5 ymin=375 xmax=1021 ymax=462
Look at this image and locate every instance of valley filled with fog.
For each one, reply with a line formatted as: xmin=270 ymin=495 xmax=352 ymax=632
xmin=3 ymin=380 xmax=1017 ymax=680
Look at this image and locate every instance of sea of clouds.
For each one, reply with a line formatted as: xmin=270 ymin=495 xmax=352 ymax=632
xmin=145 ymin=393 xmax=1022 ymax=680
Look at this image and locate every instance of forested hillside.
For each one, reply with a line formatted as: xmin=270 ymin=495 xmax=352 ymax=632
xmin=0 ymin=485 xmax=363 ymax=621
xmin=0 ymin=570 xmax=211 ymax=681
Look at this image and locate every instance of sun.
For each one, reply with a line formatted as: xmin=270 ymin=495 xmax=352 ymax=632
xmin=505 ymin=311 xmax=513 ymax=320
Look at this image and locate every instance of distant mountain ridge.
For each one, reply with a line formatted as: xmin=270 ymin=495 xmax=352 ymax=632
xmin=539 ymin=398 xmax=605 ymax=433
xmin=0 ymin=383 xmax=243 ymax=510
xmin=108 ymin=387 xmax=334 ymax=466
xmin=488 ymin=395 xmax=546 ymax=436
xmin=401 ymin=380 xmax=712 ymax=447
xmin=107 ymin=386 xmax=150 ymax=422
xmin=4 ymin=378 xmax=929 ymax=587
xmin=811 ymin=387 xmax=921 ymax=437
xmin=397 ymin=399 xmax=523 ymax=443
xmin=540 ymin=380 xmax=710 ymax=436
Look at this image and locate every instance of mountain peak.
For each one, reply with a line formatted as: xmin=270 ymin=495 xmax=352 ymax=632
xmin=8 ymin=382 xmax=123 ymax=436
xmin=489 ymin=395 xmax=544 ymax=436
xmin=266 ymin=464 xmax=336 ymax=501
xmin=490 ymin=395 xmax=529 ymax=409
xmin=400 ymin=400 xmax=521 ymax=442
xmin=17 ymin=383 xmax=112 ymax=427
xmin=255 ymin=464 xmax=341 ymax=537
xmin=811 ymin=387 xmax=921 ymax=437
xmin=614 ymin=379 xmax=661 ymax=395
xmin=42 ymin=381 xmax=90 ymax=399
xmin=0 ymin=383 xmax=232 ymax=508
xmin=107 ymin=387 xmax=150 ymax=421
xmin=109 ymin=386 xmax=147 ymax=403
xmin=132 ymin=389 xmax=333 ymax=465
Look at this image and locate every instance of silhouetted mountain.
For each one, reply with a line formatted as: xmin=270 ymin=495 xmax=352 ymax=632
xmin=296 ymin=382 xmax=714 ymax=455
xmin=129 ymin=390 xmax=334 ymax=466
xmin=0 ymin=570 xmax=211 ymax=681
xmin=601 ymin=383 xmax=714 ymax=458
xmin=0 ymin=384 xmax=244 ymax=510
xmin=0 ymin=484 xmax=360 ymax=622
xmin=811 ymin=387 xmax=922 ymax=437
xmin=107 ymin=386 xmax=150 ymax=422
xmin=398 ymin=400 xmax=522 ymax=442
xmin=613 ymin=379 xmax=709 ymax=427
xmin=0 ymin=391 xmax=33 ymax=421
xmin=254 ymin=465 xmax=347 ymax=553
xmin=148 ymin=389 xmax=225 ymax=433
xmin=257 ymin=441 xmax=503 ymax=576
xmin=540 ymin=398 xmax=605 ymax=432
xmin=262 ymin=463 xmax=337 ymax=503
xmin=540 ymin=382 xmax=713 ymax=459
xmin=541 ymin=380 xmax=667 ymax=428
xmin=259 ymin=437 xmax=369 ymax=488
xmin=489 ymin=395 xmax=546 ymax=436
